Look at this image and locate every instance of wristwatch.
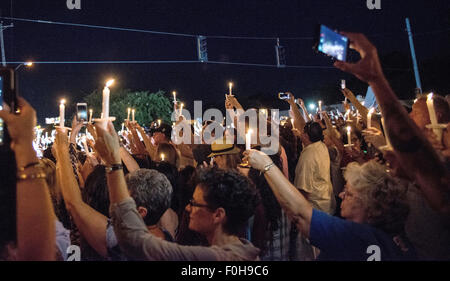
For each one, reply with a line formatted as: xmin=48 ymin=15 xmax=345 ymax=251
xmin=105 ymin=163 xmax=123 ymax=174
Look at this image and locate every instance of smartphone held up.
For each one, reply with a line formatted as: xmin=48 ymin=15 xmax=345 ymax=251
xmin=314 ymin=24 xmax=349 ymax=62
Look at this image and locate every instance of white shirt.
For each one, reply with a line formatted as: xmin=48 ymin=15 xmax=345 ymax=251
xmin=294 ymin=141 xmax=336 ymax=215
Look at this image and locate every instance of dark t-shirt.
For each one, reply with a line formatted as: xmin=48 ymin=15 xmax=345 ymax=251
xmin=309 ymin=209 xmax=416 ymax=261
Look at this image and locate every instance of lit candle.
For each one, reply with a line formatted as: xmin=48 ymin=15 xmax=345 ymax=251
xmin=59 ymin=99 xmax=66 ymax=127
xmin=172 ymin=91 xmax=177 ymax=103
xmin=318 ymin=101 xmax=322 ymax=112
xmin=246 ymin=129 xmax=252 ymax=150
xmin=127 ymin=108 xmax=131 ymax=121
xmin=426 ymin=93 xmax=438 ymax=126
xmin=291 ymin=118 xmax=295 ymax=128
xmin=347 ymin=126 xmax=352 ymax=145
xmin=121 ymin=123 xmax=124 ymax=132
xmin=367 ymin=108 xmax=375 ymax=128
xmin=89 ymin=109 xmax=93 ymax=123
xmin=102 ymin=79 xmax=114 ymax=120
xmin=158 ymin=119 xmax=161 ymax=127
xmin=341 ymin=80 xmax=346 ymax=89
xmin=228 ymin=82 xmax=233 ymax=96
xmin=132 ymin=109 xmax=135 ymax=122
xmin=260 ymin=109 xmax=267 ymax=120
xmin=161 ymin=153 xmax=165 ymax=162
xmin=180 ymin=103 xmax=184 ymax=116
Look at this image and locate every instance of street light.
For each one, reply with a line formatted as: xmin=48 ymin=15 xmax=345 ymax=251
xmin=15 ymin=61 xmax=33 ymax=71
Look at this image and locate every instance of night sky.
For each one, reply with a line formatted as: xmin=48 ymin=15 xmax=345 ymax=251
xmin=0 ymin=0 xmax=449 ymax=124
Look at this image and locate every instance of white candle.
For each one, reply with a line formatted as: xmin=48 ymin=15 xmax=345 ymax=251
xmin=318 ymin=101 xmax=322 ymax=112
xmin=158 ymin=119 xmax=161 ymax=127
xmin=102 ymin=79 xmax=114 ymax=120
xmin=228 ymin=82 xmax=233 ymax=96
xmin=426 ymin=93 xmax=438 ymax=126
xmin=121 ymin=123 xmax=124 ymax=132
xmin=291 ymin=118 xmax=295 ymax=128
xmin=172 ymin=91 xmax=177 ymax=103
xmin=347 ymin=126 xmax=352 ymax=145
xmin=89 ymin=109 xmax=93 ymax=123
xmin=246 ymin=129 xmax=252 ymax=150
xmin=180 ymin=103 xmax=184 ymax=116
xmin=127 ymin=108 xmax=131 ymax=121
xmin=132 ymin=109 xmax=135 ymax=122
xmin=341 ymin=80 xmax=346 ymax=89
xmin=367 ymin=108 xmax=375 ymax=128
xmin=59 ymin=99 xmax=65 ymax=127
xmin=161 ymin=153 xmax=165 ymax=162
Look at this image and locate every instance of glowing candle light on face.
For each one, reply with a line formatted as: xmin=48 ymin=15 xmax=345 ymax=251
xmin=102 ymin=79 xmax=114 ymax=120
xmin=132 ymin=109 xmax=135 ymax=122
xmin=367 ymin=108 xmax=375 ymax=128
xmin=347 ymin=126 xmax=352 ymax=145
xmin=246 ymin=129 xmax=252 ymax=150
xmin=59 ymin=99 xmax=66 ymax=127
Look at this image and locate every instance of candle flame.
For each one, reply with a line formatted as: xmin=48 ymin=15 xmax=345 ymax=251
xmin=106 ymin=79 xmax=115 ymax=88
xmin=60 ymin=99 xmax=66 ymax=104
xmin=347 ymin=126 xmax=351 ymax=132
xmin=25 ymin=62 xmax=33 ymax=67
xmin=427 ymin=92 xmax=433 ymax=101
xmin=248 ymin=129 xmax=253 ymax=135
xmin=414 ymin=99 xmax=418 ymax=103
xmin=229 ymin=82 xmax=233 ymax=88
xmin=132 ymin=109 xmax=135 ymax=113
xmin=89 ymin=109 xmax=93 ymax=113
xmin=369 ymin=107 xmax=375 ymax=114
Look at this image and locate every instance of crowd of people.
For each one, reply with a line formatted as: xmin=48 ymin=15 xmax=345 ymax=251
xmin=0 ymin=32 xmax=449 ymax=261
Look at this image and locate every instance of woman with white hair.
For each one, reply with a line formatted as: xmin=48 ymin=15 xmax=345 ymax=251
xmin=244 ymin=149 xmax=417 ymax=260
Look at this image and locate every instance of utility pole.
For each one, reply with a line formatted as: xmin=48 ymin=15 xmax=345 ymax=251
xmin=405 ymin=18 xmax=422 ymax=94
xmin=0 ymin=21 xmax=14 ymax=67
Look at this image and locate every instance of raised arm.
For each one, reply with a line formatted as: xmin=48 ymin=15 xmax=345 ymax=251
xmin=0 ymin=98 xmax=55 ymax=260
xmin=244 ymin=150 xmax=313 ymax=238
xmin=54 ymin=128 xmax=109 ymax=257
xmin=335 ymin=32 xmax=450 ymax=216
xmin=286 ymin=93 xmax=306 ymax=131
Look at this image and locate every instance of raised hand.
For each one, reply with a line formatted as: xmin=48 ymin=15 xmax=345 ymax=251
xmin=242 ymin=149 xmax=273 ymax=172
xmin=334 ymin=32 xmax=384 ymax=84
xmin=362 ymin=127 xmax=386 ymax=149
xmin=93 ymin=121 xmax=121 ymax=165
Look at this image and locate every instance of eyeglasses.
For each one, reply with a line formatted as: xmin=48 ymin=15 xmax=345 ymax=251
xmin=188 ymin=199 xmax=212 ymax=209
xmin=341 ymin=188 xmax=362 ymax=201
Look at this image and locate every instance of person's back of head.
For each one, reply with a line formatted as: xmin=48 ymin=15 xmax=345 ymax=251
xmin=304 ymin=121 xmax=324 ymax=143
xmin=126 ymin=169 xmax=173 ymax=226
xmin=196 ymin=168 xmax=260 ymax=236
xmin=82 ymin=165 xmax=110 ymax=217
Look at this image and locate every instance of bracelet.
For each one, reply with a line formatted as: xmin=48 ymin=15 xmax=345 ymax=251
xmin=17 ymin=162 xmax=41 ymax=172
xmin=17 ymin=170 xmax=47 ymax=181
xmin=105 ymin=163 xmax=123 ymax=174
